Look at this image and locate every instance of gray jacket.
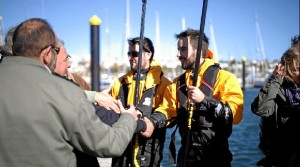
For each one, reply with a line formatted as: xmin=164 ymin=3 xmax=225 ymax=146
xmin=0 ymin=56 xmax=136 ymax=167
xmin=251 ymin=74 xmax=286 ymax=117
xmin=251 ymin=74 xmax=300 ymax=166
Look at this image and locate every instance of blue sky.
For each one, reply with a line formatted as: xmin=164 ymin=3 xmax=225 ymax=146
xmin=0 ymin=0 xmax=299 ymax=66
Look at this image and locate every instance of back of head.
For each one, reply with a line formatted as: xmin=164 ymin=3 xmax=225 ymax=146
xmin=0 ymin=46 xmax=12 ymax=59
xmin=175 ymin=28 xmax=209 ymax=58
xmin=127 ymin=37 xmax=155 ymax=61
xmin=3 ymin=26 xmax=17 ymax=55
xmin=12 ymin=18 xmax=56 ymax=58
xmin=291 ymin=35 xmax=300 ymax=47
xmin=0 ymin=46 xmax=4 ymax=62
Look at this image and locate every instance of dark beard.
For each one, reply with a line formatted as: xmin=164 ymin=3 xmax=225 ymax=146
xmin=181 ymin=61 xmax=194 ymax=70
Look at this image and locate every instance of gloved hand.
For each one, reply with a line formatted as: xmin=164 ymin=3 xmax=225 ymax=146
xmin=214 ymin=102 xmax=233 ymax=124
xmin=215 ymin=103 xmax=228 ymax=118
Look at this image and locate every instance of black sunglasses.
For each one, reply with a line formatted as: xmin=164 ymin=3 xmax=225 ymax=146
xmin=127 ymin=51 xmax=139 ymax=57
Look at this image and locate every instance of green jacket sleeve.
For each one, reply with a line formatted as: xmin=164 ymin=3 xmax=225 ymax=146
xmin=64 ymin=88 xmax=136 ymax=157
xmin=251 ymin=75 xmax=284 ymax=117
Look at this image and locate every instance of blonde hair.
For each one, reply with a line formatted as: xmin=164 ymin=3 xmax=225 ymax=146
xmin=281 ymin=46 xmax=300 ymax=83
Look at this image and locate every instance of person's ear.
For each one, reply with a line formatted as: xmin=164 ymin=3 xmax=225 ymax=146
xmin=40 ymin=46 xmax=52 ymax=66
xmin=146 ymin=51 xmax=152 ymax=61
xmin=195 ymin=49 xmax=198 ymax=55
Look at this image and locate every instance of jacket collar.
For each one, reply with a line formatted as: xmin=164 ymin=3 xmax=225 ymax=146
xmin=124 ymin=59 xmax=163 ymax=90
xmin=185 ymin=58 xmax=215 ymax=86
xmin=2 ymin=56 xmax=52 ymax=73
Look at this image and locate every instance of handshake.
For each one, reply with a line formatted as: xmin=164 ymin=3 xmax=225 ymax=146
xmin=93 ymin=91 xmax=155 ymax=138
xmin=118 ymin=101 xmax=155 ymax=138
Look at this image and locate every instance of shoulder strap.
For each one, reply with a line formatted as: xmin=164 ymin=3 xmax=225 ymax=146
xmin=118 ymin=73 xmax=162 ymax=117
xmin=176 ymin=64 xmax=220 ymax=110
xmin=168 ymin=125 xmax=178 ymax=164
xmin=138 ymin=72 xmax=163 ymax=117
xmin=200 ymin=63 xmax=221 ymax=96
xmin=177 ymin=73 xmax=187 ymax=109
xmin=137 ymin=86 xmax=156 ymax=117
xmin=118 ymin=78 xmax=128 ymax=107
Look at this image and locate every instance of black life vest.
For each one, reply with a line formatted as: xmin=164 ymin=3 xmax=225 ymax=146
xmin=113 ymin=74 xmax=164 ymax=167
xmin=169 ymin=63 xmax=221 ymax=164
xmin=118 ymin=77 xmax=158 ymax=118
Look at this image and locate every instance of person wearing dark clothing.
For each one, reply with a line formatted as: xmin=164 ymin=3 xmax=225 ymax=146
xmin=251 ymin=45 xmax=300 ymax=167
xmin=150 ymin=29 xmax=244 ymax=167
xmin=110 ymin=37 xmax=171 ymax=167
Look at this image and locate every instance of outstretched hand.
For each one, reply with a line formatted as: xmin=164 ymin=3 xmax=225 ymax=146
xmin=95 ymin=91 xmax=120 ymax=113
xmin=117 ymin=100 xmax=138 ymax=121
xmin=140 ymin=117 xmax=154 ymax=138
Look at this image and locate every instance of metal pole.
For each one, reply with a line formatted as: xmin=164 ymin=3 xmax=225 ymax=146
xmin=183 ymin=0 xmax=208 ymax=166
xmin=134 ymin=0 xmax=147 ymax=107
xmin=242 ymin=57 xmax=246 ymax=90
xmin=89 ymin=15 xmax=102 ymax=91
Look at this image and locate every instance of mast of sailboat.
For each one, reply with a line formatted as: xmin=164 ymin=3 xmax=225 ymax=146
xmin=255 ymin=14 xmax=268 ymax=73
xmin=120 ymin=0 xmax=130 ymax=72
xmin=0 ymin=16 xmax=3 ymax=46
xmin=125 ymin=0 xmax=130 ymax=50
xmin=104 ymin=8 xmax=111 ymax=74
xmin=209 ymin=19 xmax=219 ymax=62
xmin=181 ymin=16 xmax=186 ymax=31
xmin=155 ymin=11 xmax=160 ymax=58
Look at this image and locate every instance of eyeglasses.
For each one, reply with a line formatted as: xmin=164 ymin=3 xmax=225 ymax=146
xmin=41 ymin=45 xmax=60 ymax=54
xmin=127 ymin=51 xmax=139 ymax=57
xmin=51 ymin=46 xmax=60 ymax=54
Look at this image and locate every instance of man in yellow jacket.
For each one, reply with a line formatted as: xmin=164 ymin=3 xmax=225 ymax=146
xmin=150 ymin=29 xmax=244 ymax=167
xmin=110 ymin=37 xmax=171 ymax=167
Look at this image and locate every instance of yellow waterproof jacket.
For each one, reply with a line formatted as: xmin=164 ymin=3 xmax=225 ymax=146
xmin=111 ymin=60 xmax=171 ymax=107
xmin=110 ymin=59 xmax=171 ymax=167
xmin=155 ymin=58 xmax=244 ymax=125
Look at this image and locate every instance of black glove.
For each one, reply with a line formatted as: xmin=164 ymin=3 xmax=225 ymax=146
xmin=201 ymin=96 xmax=233 ymax=123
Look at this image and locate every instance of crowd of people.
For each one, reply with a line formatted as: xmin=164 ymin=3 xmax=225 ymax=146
xmin=0 ymin=17 xmax=299 ymax=167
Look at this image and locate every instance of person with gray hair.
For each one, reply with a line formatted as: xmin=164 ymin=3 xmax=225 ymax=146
xmin=3 ymin=26 xmax=16 ymax=55
xmin=0 ymin=26 xmax=16 ymax=62
xmin=0 ymin=18 xmax=138 ymax=167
